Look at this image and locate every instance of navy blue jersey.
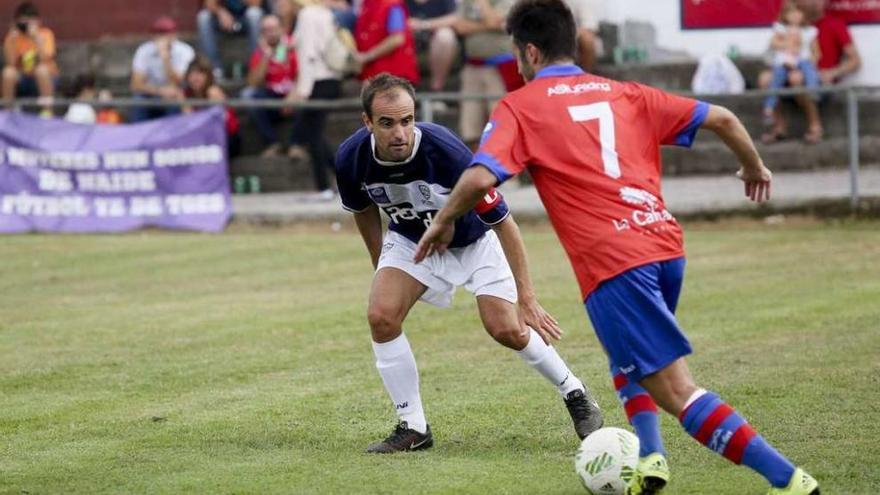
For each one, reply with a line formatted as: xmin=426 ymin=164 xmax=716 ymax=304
xmin=336 ymin=122 xmax=510 ymax=248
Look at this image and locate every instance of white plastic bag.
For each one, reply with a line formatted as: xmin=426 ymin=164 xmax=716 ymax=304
xmin=691 ymin=54 xmax=746 ymax=95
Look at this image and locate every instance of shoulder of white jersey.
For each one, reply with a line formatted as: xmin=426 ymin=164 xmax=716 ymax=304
xmin=335 ymin=126 xmax=371 ymax=173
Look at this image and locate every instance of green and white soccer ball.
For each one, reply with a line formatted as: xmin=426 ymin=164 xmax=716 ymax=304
xmin=574 ymin=427 xmax=639 ymax=494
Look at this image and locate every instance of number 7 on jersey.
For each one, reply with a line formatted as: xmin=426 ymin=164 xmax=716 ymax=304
xmin=567 ymin=102 xmax=621 ymax=179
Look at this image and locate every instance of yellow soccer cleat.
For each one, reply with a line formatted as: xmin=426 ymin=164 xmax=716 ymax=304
xmin=767 ymin=468 xmax=820 ymax=495
xmin=625 ymin=453 xmax=669 ymax=495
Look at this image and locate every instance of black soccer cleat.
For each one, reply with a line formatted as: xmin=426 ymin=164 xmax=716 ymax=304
xmin=365 ymin=421 xmax=434 ymax=453
xmin=564 ymin=387 xmax=604 ymax=440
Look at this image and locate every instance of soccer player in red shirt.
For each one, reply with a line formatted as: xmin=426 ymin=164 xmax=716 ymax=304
xmin=415 ymin=0 xmax=819 ymax=493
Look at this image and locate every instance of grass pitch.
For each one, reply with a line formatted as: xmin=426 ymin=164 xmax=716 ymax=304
xmin=1 ymin=218 xmax=879 ymax=494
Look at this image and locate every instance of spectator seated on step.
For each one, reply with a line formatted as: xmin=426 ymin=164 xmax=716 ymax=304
xmin=197 ymin=0 xmax=268 ymax=80
xmin=758 ymin=0 xmax=861 ymax=145
xmin=406 ymin=0 xmax=459 ymax=95
xmin=64 ymin=73 xmax=98 ymax=124
xmin=183 ymin=56 xmax=242 ymax=158
xmin=2 ymin=1 xmax=58 ymax=117
xmin=129 ymin=16 xmax=195 ymax=122
xmin=240 ymin=14 xmax=299 ymax=157
xmin=453 ymin=0 xmax=522 ymax=149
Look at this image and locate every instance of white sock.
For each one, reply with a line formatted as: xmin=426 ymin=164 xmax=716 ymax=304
xmin=683 ymin=388 xmax=707 ymax=411
xmin=372 ymin=333 xmax=427 ymax=434
xmin=516 ymin=327 xmax=584 ymax=396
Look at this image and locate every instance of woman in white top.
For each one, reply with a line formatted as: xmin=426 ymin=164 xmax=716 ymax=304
xmin=280 ymin=0 xmax=346 ymax=198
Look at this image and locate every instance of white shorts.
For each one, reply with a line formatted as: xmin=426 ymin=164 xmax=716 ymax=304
xmin=377 ymin=230 xmax=517 ymax=308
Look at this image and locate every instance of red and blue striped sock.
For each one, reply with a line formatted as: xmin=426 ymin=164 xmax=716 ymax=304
xmin=614 ymin=373 xmax=665 ymax=457
xmin=679 ymin=391 xmax=795 ymax=488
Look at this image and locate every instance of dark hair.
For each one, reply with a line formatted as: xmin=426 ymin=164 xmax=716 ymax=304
xmin=506 ymin=0 xmax=576 ymax=64
xmin=14 ymin=1 xmax=39 ymax=18
xmin=70 ymin=73 xmax=96 ymax=97
xmin=185 ymin=55 xmax=215 ymax=95
xmin=361 ymin=73 xmax=416 ymax=119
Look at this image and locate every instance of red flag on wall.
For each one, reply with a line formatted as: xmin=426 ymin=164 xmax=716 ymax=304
xmin=827 ymin=0 xmax=880 ymax=24
xmin=681 ymin=0 xmax=785 ymax=29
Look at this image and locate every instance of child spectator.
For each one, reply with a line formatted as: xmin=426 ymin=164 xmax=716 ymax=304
xmin=183 ymin=56 xmax=242 ymax=158
xmin=2 ymin=1 xmax=57 ymax=117
xmin=95 ymin=90 xmax=123 ymax=125
xmin=197 ymin=0 xmax=267 ymax=79
xmin=64 ymin=73 xmax=98 ymax=124
xmin=129 ymin=16 xmax=195 ymax=122
xmin=763 ymin=2 xmax=820 ymax=133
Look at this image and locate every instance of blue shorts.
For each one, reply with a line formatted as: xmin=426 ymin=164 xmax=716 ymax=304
xmin=585 ymin=257 xmax=692 ymax=382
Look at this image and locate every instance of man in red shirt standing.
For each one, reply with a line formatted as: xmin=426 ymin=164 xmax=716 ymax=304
xmin=803 ymin=0 xmax=862 ymax=85
xmin=355 ymin=0 xmax=420 ymax=84
xmin=416 ymin=1 xmax=819 ymax=493
xmin=242 ymin=14 xmax=299 ymax=156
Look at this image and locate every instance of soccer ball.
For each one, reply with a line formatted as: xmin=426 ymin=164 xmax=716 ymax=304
xmin=574 ymin=427 xmax=639 ymax=494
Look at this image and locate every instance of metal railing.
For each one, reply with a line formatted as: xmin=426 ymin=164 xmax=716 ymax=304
xmin=9 ymin=84 xmax=880 ymax=209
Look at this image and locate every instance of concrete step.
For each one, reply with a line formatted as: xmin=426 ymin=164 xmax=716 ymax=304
xmin=662 ymin=135 xmax=879 ymax=175
xmin=701 ymin=94 xmax=880 ymax=141
xmin=231 ymin=90 xmax=876 ymax=161
xmin=231 ymin=126 xmax=876 ymax=192
xmin=229 ymin=154 xmax=315 ymax=192
xmin=596 ymin=58 xmax=767 ymax=91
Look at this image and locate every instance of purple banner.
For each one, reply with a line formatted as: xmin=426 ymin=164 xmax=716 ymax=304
xmin=0 ymin=107 xmax=231 ymax=233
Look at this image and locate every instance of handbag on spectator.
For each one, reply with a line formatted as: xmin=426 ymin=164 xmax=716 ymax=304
xmin=323 ymin=26 xmax=361 ymax=75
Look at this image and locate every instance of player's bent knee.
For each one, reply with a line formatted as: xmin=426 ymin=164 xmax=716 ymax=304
xmin=641 ymin=364 xmax=699 ymax=415
xmin=668 ymin=382 xmax=698 ymax=413
xmin=486 ymin=324 xmax=528 ymax=350
xmin=367 ymin=307 xmax=404 ymax=341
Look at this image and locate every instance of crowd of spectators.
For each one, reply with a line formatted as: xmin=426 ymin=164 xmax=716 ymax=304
xmin=0 ymin=0 xmax=866 ymax=193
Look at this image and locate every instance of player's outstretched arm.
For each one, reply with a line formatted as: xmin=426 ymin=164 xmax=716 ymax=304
xmin=493 ymin=215 xmax=563 ymax=343
xmin=353 ymin=204 xmax=384 ymax=269
xmin=701 ymin=104 xmax=773 ymax=203
xmin=414 ymin=166 xmax=497 ymax=262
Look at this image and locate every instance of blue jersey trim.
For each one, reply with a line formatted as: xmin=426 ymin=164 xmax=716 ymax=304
xmin=479 ymin=207 xmax=510 ymax=226
xmin=534 ymin=64 xmax=585 ymax=80
xmin=674 ymin=101 xmax=710 ymax=147
xmin=471 ymin=151 xmax=513 ymax=184
xmin=387 ymin=6 xmax=406 ymax=33
xmin=484 ymin=53 xmax=515 ymax=65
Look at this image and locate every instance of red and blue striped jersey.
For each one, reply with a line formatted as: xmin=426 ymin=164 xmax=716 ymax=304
xmin=473 ymin=64 xmax=709 ymax=299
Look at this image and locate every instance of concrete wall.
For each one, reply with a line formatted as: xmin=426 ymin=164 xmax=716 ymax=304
xmin=0 ymin=0 xmax=199 ymax=41
xmin=602 ymin=0 xmax=880 ymax=85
